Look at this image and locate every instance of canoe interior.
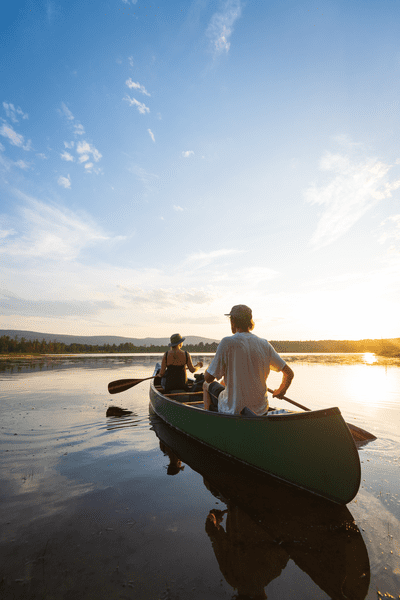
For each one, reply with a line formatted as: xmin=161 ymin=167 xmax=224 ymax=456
xmin=149 ymin=367 xmax=361 ymax=504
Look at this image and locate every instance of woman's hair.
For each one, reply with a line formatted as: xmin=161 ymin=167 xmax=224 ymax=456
xmin=231 ymin=315 xmax=255 ymax=331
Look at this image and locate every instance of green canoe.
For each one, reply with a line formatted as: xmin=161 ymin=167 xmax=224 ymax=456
xmin=149 ymin=365 xmax=361 ymax=504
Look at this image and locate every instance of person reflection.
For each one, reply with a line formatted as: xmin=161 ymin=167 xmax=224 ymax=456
xmin=159 ymin=441 xmax=185 ymax=475
xmin=204 ymin=483 xmax=288 ymax=600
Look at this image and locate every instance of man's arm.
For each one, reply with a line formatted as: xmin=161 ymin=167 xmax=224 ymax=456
xmin=272 ymin=364 xmax=294 ymax=399
xmin=204 ymin=369 xmax=216 ymax=384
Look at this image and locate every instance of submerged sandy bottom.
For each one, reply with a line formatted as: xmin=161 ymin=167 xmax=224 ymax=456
xmin=1 ymin=355 xmax=400 ymax=599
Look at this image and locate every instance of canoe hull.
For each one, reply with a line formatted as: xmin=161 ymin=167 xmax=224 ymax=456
xmin=149 ymin=372 xmax=361 ymax=504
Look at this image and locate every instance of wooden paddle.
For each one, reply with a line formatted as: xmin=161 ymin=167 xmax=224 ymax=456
xmin=108 ymin=376 xmax=156 ymax=394
xmin=267 ymin=388 xmax=376 ymax=442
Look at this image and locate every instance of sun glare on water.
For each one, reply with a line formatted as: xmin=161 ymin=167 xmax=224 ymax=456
xmin=345 ymin=361 xmax=390 ymax=409
xmin=362 ymin=352 xmax=377 ymax=365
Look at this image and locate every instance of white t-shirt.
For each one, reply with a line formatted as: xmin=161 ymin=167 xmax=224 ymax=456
xmin=207 ymin=332 xmax=286 ymax=416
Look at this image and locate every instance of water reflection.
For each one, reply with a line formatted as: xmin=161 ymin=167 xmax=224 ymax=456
xmin=151 ymin=415 xmax=370 ymax=600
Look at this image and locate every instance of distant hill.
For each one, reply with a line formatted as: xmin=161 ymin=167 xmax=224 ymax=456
xmin=0 ymin=330 xmax=220 ymax=347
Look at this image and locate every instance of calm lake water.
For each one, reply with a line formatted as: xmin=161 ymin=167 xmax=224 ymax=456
xmin=1 ymin=353 xmax=400 ymax=600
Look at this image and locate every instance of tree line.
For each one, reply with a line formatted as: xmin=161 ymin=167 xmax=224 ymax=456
xmin=0 ymin=335 xmax=219 ymax=355
xmin=1 ymin=334 xmax=400 ymax=356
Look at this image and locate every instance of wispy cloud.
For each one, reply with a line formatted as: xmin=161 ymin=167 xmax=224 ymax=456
xmin=0 ymin=290 xmax=115 ymax=318
xmin=59 ymin=102 xmax=85 ymax=136
xmin=182 ymin=150 xmax=194 ymax=158
xmin=126 ymin=78 xmax=150 ymax=96
xmin=147 ymin=128 xmax=155 ymax=142
xmin=58 ymin=175 xmax=71 ymax=189
xmin=129 ymin=164 xmax=159 ymax=190
xmin=182 ymin=248 xmax=244 ymax=270
xmin=123 ymin=95 xmax=150 ymax=114
xmin=0 ymin=192 xmax=112 ymax=260
xmin=47 ymin=0 xmax=56 ymax=24
xmin=206 ymin=0 xmax=242 ymax=55
xmin=0 ymin=123 xmax=31 ymax=150
xmin=173 ymin=205 xmax=184 ymax=212
xmin=305 ymin=145 xmax=400 ymax=248
xmin=3 ymin=102 xmax=28 ymax=123
xmin=15 ymin=159 xmax=30 ymax=170
xmin=379 ymin=214 xmax=400 ymax=249
xmin=0 ymin=228 xmax=16 ymax=239
xmin=118 ymin=286 xmax=214 ymax=309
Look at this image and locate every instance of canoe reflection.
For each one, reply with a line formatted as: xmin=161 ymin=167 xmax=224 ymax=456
xmin=150 ymin=414 xmax=370 ymax=600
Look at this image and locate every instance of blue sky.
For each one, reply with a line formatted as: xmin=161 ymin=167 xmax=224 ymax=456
xmin=1 ymin=0 xmax=400 ymax=342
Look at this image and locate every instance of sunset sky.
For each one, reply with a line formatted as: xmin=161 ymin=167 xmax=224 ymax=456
xmin=1 ymin=0 xmax=400 ymax=342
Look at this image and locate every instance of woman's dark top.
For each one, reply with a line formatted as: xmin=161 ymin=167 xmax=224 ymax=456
xmin=163 ymin=350 xmax=189 ymax=393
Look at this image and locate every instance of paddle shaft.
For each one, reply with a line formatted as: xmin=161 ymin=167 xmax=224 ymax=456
xmin=267 ymin=388 xmax=309 ymax=411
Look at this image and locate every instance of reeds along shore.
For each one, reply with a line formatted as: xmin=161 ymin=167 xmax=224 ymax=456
xmin=1 ymin=334 xmax=400 ymax=356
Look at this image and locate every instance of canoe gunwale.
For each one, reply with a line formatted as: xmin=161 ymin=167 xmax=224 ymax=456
xmin=150 ymin=380 xmax=342 ymax=421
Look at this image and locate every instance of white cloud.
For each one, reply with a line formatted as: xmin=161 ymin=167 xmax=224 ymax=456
xmin=0 ymin=123 xmax=25 ymax=147
xmin=0 ymin=192 xmax=112 ymax=260
xmin=123 ymin=95 xmax=150 ymax=114
xmin=379 ymin=214 xmax=400 ymax=246
xmin=206 ymin=0 xmax=242 ymax=55
xmin=58 ymin=175 xmax=71 ymax=189
xmin=0 ymin=291 xmax=116 ymax=318
xmin=0 ymin=228 xmax=16 ymax=239
xmin=61 ymin=151 xmax=74 ymax=162
xmin=182 ymin=248 xmax=244 ymax=271
xmin=126 ymin=78 xmax=150 ymax=96
xmin=59 ymin=102 xmax=85 ymax=136
xmin=182 ymin=150 xmax=194 ymax=158
xmin=64 ymin=141 xmax=74 ymax=149
xmin=129 ymin=164 xmax=159 ymax=190
xmin=76 ymin=141 xmax=102 ymax=162
xmin=305 ymin=147 xmax=400 ymax=248
xmin=3 ymin=102 xmax=28 ymax=123
xmin=15 ymin=160 xmax=30 ymax=170
xmin=128 ymin=56 xmax=134 ymax=67
xmin=75 ymin=141 xmax=102 ymax=173
xmin=59 ymin=102 xmax=74 ymax=121
xmin=173 ymin=205 xmax=184 ymax=211
xmin=118 ymin=286 xmax=214 ymax=309
xmin=147 ymin=129 xmax=155 ymax=142
xmin=0 ymin=141 xmax=5 ymax=152
xmin=73 ymin=123 xmax=85 ymax=136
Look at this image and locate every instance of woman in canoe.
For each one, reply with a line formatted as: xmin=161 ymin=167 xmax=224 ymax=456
xmin=159 ymin=333 xmax=203 ymax=393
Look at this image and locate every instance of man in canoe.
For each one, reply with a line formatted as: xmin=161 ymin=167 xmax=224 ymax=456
xmin=203 ymin=305 xmax=294 ymax=415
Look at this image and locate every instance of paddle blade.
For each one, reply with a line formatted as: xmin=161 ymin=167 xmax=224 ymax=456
xmin=108 ymin=375 xmax=156 ymax=394
xmin=346 ymin=422 xmax=377 ymax=443
xmin=108 ymin=378 xmax=143 ymax=394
